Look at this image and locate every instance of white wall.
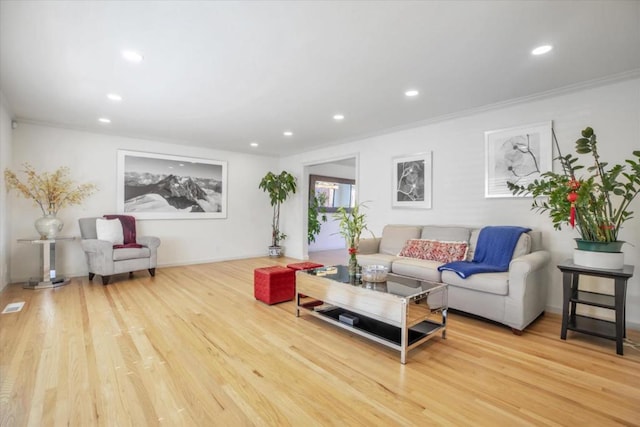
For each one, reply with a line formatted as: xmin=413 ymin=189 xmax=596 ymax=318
xmin=0 ymin=94 xmax=13 ymax=291
xmin=307 ymin=161 xmax=356 ymax=251
xmin=9 ymin=123 xmax=278 ymax=282
xmin=281 ymin=77 xmax=640 ymax=326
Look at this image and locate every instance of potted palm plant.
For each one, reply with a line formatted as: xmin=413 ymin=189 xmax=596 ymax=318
xmin=259 ymin=171 xmax=297 ymax=257
xmin=508 ymin=127 xmax=640 ymax=268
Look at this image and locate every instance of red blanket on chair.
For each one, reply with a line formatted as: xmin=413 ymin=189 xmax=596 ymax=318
xmin=104 ymin=215 xmax=143 ymax=248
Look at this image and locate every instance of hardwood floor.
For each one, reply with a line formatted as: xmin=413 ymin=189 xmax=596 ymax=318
xmin=1 ymin=257 xmax=639 ymax=426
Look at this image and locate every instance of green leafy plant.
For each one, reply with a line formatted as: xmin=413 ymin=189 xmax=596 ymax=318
xmin=508 ymin=127 xmax=640 ymax=242
xmin=259 ymin=171 xmax=297 ymax=247
xmin=333 ymin=202 xmax=371 ymax=251
xmin=308 ymin=192 xmax=328 ymax=244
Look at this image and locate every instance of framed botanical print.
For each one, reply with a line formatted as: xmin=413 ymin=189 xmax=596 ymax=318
xmin=485 ymin=121 xmax=553 ymax=198
xmin=392 ymin=152 xmax=432 ymax=209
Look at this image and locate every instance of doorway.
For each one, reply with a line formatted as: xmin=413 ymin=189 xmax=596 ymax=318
xmin=304 ymin=156 xmax=357 ymax=262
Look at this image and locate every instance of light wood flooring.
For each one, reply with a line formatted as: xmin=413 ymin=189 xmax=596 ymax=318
xmin=1 ymin=256 xmax=639 ymax=426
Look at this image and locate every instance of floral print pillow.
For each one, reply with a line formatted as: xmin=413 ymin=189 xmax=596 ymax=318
xmin=398 ymin=239 xmax=469 ymax=263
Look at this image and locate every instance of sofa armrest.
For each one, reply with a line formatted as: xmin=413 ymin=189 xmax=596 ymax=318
xmin=80 ymin=239 xmax=116 ymax=275
xmin=509 ymin=250 xmax=550 ymax=278
xmin=359 ymin=237 xmax=381 ymax=255
xmin=505 ymin=250 xmax=551 ymax=330
xmin=81 ymin=239 xmax=114 ymax=254
xmin=137 ymin=236 xmax=161 ymax=250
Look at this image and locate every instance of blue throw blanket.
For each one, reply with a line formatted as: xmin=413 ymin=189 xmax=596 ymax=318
xmin=437 ymin=226 xmax=531 ymax=278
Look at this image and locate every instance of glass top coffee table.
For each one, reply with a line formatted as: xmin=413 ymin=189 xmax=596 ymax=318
xmin=295 ymin=265 xmax=447 ymax=364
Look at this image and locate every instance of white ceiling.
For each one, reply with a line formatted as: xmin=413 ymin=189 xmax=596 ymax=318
xmin=1 ymin=1 xmax=639 ymax=156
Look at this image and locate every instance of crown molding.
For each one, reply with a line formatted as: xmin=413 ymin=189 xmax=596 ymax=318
xmin=299 ymin=69 xmax=640 ymax=155
xmin=13 ymin=69 xmax=640 ymax=158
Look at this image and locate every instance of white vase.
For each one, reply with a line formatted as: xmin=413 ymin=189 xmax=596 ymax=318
xmin=35 ymin=214 xmax=64 ymax=240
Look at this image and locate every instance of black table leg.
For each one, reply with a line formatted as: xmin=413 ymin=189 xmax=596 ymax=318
xmin=561 ymin=271 xmax=572 ymax=340
xmin=614 ymin=278 xmax=625 ymax=355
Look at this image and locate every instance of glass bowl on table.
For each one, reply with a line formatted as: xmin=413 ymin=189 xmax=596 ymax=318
xmin=361 ymin=265 xmax=388 ymax=283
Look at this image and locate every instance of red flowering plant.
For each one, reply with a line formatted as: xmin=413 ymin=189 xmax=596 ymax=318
xmin=508 ymin=127 xmax=640 ymax=243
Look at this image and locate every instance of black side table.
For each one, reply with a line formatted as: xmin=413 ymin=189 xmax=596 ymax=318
xmin=557 ymin=260 xmax=634 ymax=355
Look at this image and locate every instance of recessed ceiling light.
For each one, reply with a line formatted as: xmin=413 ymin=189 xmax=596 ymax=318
xmin=106 ymin=93 xmax=122 ymax=102
xmin=333 ymin=114 xmax=345 ymax=121
xmin=531 ymin=45 xmax=553 ymax=55
xmin=405 ymin=90 xmax=419 ymax=97
xmin=122 ymin=50 xmax=143 ymax=63
xmin=98 ymin=117 xmax=111 ymax=124
xmin=283 ymin=131 xmax=293 ymax=136
xmin=250 ymin=142 xmax=259 ymax=147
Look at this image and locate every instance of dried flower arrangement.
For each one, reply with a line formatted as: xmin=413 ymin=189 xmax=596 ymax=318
xmin=4 ymin=163 xmax=97 ymax=215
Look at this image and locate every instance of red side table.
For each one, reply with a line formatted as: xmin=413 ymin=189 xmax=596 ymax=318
xmin=286 ymin=262 xmax=324 ymax=305
xmin=254 ymin=266 xmax=296 ymax=305
xmin=286 ymin=262 xmax=324 ymax=271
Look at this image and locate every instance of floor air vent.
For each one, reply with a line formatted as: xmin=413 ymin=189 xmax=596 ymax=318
xmin=2 ymin=302 xmax=25 ymax=314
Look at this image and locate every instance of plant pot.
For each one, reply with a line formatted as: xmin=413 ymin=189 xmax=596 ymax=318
xmin=573 ymin=249 xmax=624 ymax=270
xmin=573 ymin=239 xmax=624 ymax=269
xmin=268 ymin=246 xmax=283 ymax=258
xmin=574 ymin=239 xmax=625 ymax=253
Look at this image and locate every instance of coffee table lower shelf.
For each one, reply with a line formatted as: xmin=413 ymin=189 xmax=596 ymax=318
xmin=299 ymin=304 xmax=445 ymax=363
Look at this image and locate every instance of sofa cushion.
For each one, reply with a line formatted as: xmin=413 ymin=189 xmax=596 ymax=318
xmin=357 ymin=253 xmax=397 ymax=271
xmin=398 ymin=239 xmax=469 ymax=263
xmin=441 ymin=270 xmax=509 ymax=295
xmin=96 ymin=218 xmax=124 ymax=245
xmin=379 ymin=225 xmax=422 ymax=255
xmin=104 ymin=214 xmax=138 ymax=245
xmin=113 ymin=247 xmax=151 ymax=261
xmin=468 ymin=229 xmax=531 ymax=261
xmin=420 ymin=226 xmax=471 ymax=243
xmin=512 ymin=233 xmax=532 ymax=258
xmin=391 ymin=258 xmax=443 ymax=282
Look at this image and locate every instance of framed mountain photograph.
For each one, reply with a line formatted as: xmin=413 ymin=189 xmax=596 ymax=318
xmin=116 ymin=150 xmax=227 ymax=219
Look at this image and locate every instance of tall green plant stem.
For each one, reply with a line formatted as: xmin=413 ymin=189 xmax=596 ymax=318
xmin=259 ymin=171 xmax=297 ymax=247
xmin=333 ymin=202 xmax=371 ymax=249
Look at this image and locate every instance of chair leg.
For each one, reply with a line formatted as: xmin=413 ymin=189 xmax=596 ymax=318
xmin=88 ymin=272 xmax=95 ymax=280
xmin=148 ymin=268 xmax=156 ymax=277
xmin=102 ymin=275 xmax=111 ymax=285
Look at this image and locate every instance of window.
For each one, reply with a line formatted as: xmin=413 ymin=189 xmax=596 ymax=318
xmin=309 ymin=174 xmax=355 ymax=213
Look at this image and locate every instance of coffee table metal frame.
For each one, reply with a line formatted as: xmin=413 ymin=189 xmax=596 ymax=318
xmin=295 ymin=266 xmax=447 ymax=364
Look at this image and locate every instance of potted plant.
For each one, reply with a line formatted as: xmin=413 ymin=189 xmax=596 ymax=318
xmin=508 ymin=127 xmax=640 ymax=267
xmin=307 ymin=192 xmax=328 ymax=244
xmin=259 ymin=171 xmax=297 ymax=257
xmin=334 ymin=202 xmax=371 ymax=275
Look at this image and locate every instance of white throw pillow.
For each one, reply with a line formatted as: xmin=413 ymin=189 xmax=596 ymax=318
xmin=96 ymin=218 xmax=124 ymax=245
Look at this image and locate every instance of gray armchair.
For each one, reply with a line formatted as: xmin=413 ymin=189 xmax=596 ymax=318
xmin=78 ymin=217 xmax=161 ymax=285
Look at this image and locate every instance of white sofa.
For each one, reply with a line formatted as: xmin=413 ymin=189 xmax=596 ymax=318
xmin=357 ymin=225 xmax=550 ymax=333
